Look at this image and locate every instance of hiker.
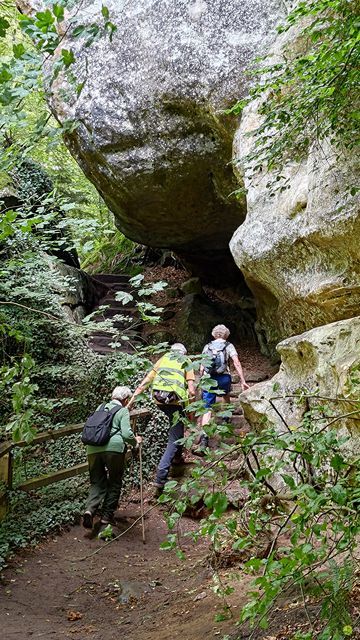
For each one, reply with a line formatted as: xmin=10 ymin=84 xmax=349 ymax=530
xmin=82 ymin=386 xmax=142 ymax=534
xmin=195 ymin=324 xmax=249 ymax=454
xmin=131 ymin=343 xmax=196 ymax=496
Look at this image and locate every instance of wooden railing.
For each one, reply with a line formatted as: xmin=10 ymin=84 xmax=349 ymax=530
xmin=0 ymin=408 xmax=150 ymax=520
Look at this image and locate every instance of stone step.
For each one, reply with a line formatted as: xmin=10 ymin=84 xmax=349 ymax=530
xmin=91 ymin=310 xmax=135 ymax=322
xmin=100 ymin=297 xmax=134 ymax=308
xmin=89 ymin=333 xmax=140 ymax=346
xmin=92 ymin=274 xmax=130 ymax=284
xmin=96 ymin=306 xmax=136 ymax=319
xmin=89 ymin=344 xmax=117 ymax=354
xmin=89 ymin=341 xmax=141 ymax=355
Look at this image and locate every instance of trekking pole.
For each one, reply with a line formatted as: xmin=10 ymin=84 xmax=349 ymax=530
xmin=138 ymin=439 xmax=146 ymax=544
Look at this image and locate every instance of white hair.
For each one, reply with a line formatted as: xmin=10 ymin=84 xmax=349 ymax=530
xmin=112 ymin=386 xmax=132 ymax=401
xmin=170 ymin=343 xmax=187 ymax=355
xmin=212 ymin=324 xmax=230 ymax=339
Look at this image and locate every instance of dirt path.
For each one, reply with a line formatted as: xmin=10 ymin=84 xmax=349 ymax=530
xmin=0 ymin=343 xmax=278 ymax=640
xmin=0 ymin=501 xmax=252 ymax=640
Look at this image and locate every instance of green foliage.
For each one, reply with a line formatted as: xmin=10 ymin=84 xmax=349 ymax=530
xmin=0 ymin=1 xmax=127 ymax=267
xmin=115 ymin=274 xmax=168 ymax=324
xmin=229 ymin=0 xmax=360 ymax=182
xmin=80 ymin=231 xmax=140 ymax=275
xmin=160 ymin=383 xmax=360 ymax=639
xmin=0 ymin=0 xmax=174 ymax=575
xmin=98 ymin=523 xmax=114 ymax=540
xmin=0 ymin=476 xmax=87 ymax=571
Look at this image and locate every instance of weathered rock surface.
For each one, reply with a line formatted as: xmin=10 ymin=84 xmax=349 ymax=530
xmin=240 ymin=317 xmax=360 ymax=456
xmin=54 ymin=262 xmax=104 ymax=323
xmin=174 ymin=292 xmax=255 ymax=353
xmin=230 ymin=31 xmax=360 ymax=351
xmin=40 ymin=0 xmax=284 ymax=261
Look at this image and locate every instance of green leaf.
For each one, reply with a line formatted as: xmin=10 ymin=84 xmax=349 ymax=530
xmin=330 ymin=454 xmax=346 ymax=471
xmin=72 ymin=25 xmax=87 ymax=38
xmin=61 ymin=49 xmax=75 ymax=68
xmin=101 ymin=5 xmax=110 ymax=19
xmin=114 ymin=291 xmax=134 ymax=305
xmin=204 ymin=492 xmax=228 ymax=517
xmin=35 ymin=9 xmax=55 ymax=28
xmin=105 ymin=21 xmax=117 ymax=41
xmin=129 ymin=274 xmax=144 ymax=287
xmin=13 ymin=43 xmax=26 ymax=59
xmin=282 ymin=473 xmax=296 ymax=490
xmin=0 ymin=17 xmax=10 ymax=38
xmin=52 ymin=4 xmax=64 ymax=21
xmin=0 ymin=67 xmax=12 ymax=83
xmin=330 ymin=484 xmax=347 ymax=505
xmin=343 ymin=626 xmax=353 ymax=637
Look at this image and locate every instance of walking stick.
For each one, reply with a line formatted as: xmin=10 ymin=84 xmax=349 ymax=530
xmin=138 ymin=440 xmax=146 ymax=544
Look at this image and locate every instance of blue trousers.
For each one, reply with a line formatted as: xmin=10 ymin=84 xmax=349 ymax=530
xmin=155 ymin=404 xmax=185 ymax=487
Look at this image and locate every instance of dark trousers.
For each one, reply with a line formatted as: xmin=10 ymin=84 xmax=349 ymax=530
xmin=156 ymin=404 xmax=185 ymax=487
xmin=85 ymin=451 xmax=125 ymax=522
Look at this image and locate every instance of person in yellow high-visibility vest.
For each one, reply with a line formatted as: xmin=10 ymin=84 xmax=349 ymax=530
xmin=131 ymin=343 xmax=195 ymax=495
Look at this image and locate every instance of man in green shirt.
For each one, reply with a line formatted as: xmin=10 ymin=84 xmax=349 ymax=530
xmin=82 ymin=386 xmax=142 ymax=533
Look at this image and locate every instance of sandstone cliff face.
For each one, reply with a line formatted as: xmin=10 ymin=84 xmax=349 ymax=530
xmin=42 ymin=0 xmax=284 ymax=260
xmin=240 ymin=317 xmax=360 ymax=458
xmin=230 ymin=33 xmax=360 ymax=351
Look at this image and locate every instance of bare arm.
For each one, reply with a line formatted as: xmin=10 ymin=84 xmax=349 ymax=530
xmin=127 ymin=364 xmax=158 ymax=408
xmin=188 ymin=379 xmax=196 ymax=399
xmin=231 ymin=355 xmax=249 ymax=391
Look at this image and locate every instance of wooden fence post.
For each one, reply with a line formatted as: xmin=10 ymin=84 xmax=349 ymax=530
xmin=0 ymin=450 xmax=12 ymax=521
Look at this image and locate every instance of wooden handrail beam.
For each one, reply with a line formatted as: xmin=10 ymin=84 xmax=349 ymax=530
xmin=17 ymin=463 xmax=89 ymax=492
xmin=0 ymin=408 xmax=150 ymax=458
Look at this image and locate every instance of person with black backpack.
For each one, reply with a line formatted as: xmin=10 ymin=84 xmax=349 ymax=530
xmin=129 ymin=343 xmax=196 ymax=497
xmin=194 ymin=324 xmax=249 ymax=455
xmin=82 ymin=386 xmax=142 ymax=535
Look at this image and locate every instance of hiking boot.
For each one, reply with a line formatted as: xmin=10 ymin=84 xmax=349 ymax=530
xmin=192 ymin=434 xmax=209 ymax=457
xmin=82 ymin=511 xmax=93 ymax=529
xmin=152 ymin=483 xmax=164 ymax=499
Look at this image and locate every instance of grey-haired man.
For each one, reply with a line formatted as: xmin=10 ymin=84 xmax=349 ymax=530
xmin=131 ymin=343 xmax=195 ymax=495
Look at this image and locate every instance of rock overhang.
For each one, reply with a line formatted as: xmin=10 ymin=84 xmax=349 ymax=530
xmin=27 ymin=0 xmax=285 ymax=259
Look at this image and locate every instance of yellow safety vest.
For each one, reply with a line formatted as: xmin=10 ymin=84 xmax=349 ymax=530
xmin=152 ymin=354 xmax=188 ymax=402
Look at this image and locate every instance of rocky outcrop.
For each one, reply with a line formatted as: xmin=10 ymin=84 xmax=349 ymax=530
xmin=230 ymin=34 xmax=360 ymax=351
xmin=54 ymin=262 xmax=105 ymax=323
xmin=240 ymin=317 xmax=360 ymax=456
xmin=38 ymin=0 xmax=284 ymax=266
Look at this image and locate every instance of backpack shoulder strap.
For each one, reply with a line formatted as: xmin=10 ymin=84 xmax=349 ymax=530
xmin=108 ymin=405 xmax=124 ymax=437
xmin=219 ymin=341 xmax=229 ymax=361
xmin=109 ymin=404 xmax=123 ymax=415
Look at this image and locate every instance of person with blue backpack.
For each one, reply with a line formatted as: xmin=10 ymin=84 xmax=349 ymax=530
xmin=195 ymin=324 xmax=249 ymax=455
xmin=82 ymin=386 xmax=142 ymax=535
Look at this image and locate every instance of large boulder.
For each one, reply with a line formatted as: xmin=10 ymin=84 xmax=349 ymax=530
xmin=240 ymin=317 xmax=360 ymax=456
xmin=39 ymin=0 xmax=284 ymax=265
xmin=230 ymin=30 xmax=360 ymax=351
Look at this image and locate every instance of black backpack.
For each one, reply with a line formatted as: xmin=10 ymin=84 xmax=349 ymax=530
xmin=205 ymin=341 xmax=229 ymax=377
xmin=81 ymin=404 xmax=122 ymax=446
